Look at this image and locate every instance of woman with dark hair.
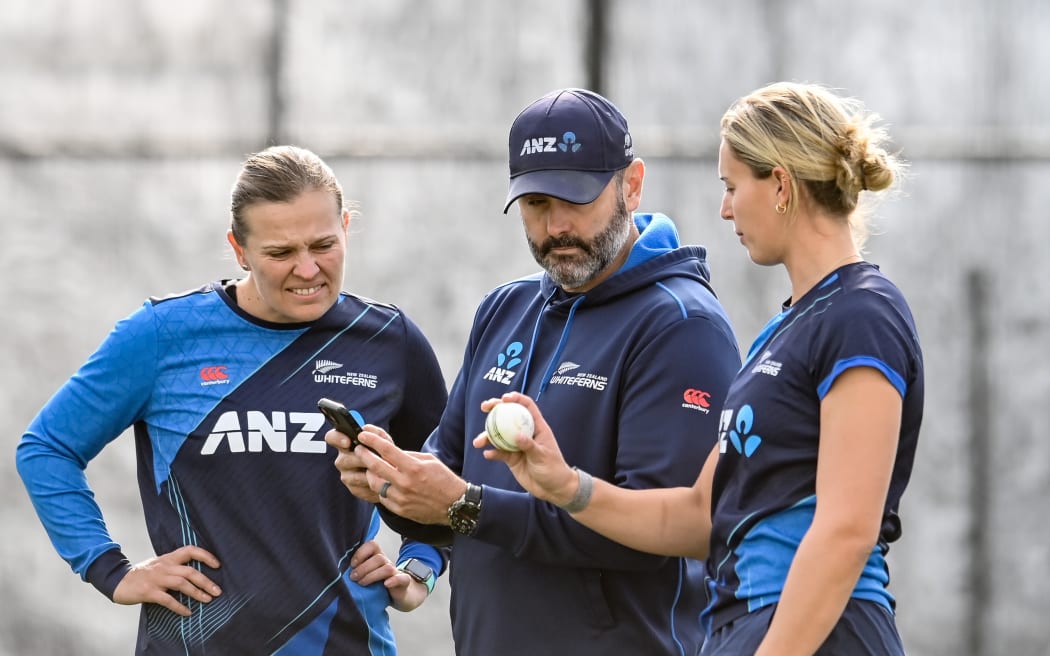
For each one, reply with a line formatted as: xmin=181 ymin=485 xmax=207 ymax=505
xmin=17 ymin=145 xmax=448 ymax=654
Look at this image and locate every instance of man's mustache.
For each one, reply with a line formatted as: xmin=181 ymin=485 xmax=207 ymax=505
xmin=541 ymin=236 xmax=590 ymax=257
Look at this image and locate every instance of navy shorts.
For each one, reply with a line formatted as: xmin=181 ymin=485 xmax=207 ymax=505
xmin=699 ymin=599 xmax=905 ymax=655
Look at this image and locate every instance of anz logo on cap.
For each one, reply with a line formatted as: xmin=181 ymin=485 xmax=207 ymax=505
xmin=519 ymin=131 xmax=584 ymax=156
xmin=558 ymin=132 xmax=582 ymax=152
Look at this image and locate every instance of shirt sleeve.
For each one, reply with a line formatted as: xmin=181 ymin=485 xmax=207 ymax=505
xmin=388 ymin=312 xmax=448 ymax=450
xmin=811 ymin=290 xmax=919 ymax=400
xmin=15 ymin=301 xmax=158 ymax=585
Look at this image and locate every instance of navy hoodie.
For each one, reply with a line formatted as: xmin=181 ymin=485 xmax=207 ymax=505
xmin=425 ymin=213 xmax=741 ymax=656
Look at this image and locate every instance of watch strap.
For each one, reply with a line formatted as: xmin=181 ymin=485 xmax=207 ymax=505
xmin=463 ymin=481 xmax=482 ymax=505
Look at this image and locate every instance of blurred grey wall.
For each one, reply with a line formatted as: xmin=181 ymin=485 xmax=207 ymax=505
xmin=2 ymin=1 xmax=1048 ymax=655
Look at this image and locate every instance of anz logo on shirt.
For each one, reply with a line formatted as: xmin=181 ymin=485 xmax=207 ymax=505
xmin=718 ymin=405 xmax=763 ymax=458
xmin=483 ymin=341 xmax=523 ymax=385
xmin=200 ymin=410 xmax=328 ymax=455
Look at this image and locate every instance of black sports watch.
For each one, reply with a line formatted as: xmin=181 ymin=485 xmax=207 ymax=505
xmin=447 ymin=482 xmax=483 ymax=536
xmin=397 ymin=558 xmax=437 ymax=594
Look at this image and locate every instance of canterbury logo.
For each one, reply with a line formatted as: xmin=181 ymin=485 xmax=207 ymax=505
xmin=313 ymin=359 xmax=343 ymax=375
xmin=200 ymin=366 xmax=228 ymax=381
xmin=683 ymin=389 xmax=711 ymax=408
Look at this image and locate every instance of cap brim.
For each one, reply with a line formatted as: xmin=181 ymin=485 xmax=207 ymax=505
xmin=503 ymin=169 xmax=616 ymax=213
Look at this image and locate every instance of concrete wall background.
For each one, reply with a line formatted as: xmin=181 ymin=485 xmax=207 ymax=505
xmin=2 ymin=1 xmax=1048 ymax=654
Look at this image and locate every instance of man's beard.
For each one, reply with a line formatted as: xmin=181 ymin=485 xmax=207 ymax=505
xmin=528 ymin=193 xmax=633 ymax=290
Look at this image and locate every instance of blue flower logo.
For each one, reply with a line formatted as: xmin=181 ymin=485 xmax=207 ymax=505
xmin=496 ymin=342 xmax=523 ymax=369
xmin=558 ymin=132 xmax=582 ymax=152
xmin=728 ymin=404 xmax=762 ymax=457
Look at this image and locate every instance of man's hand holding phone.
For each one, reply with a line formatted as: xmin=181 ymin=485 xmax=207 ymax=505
xmin=319 ymin=397 xmax=383 ymax=501
xmin=317 ymin=397 xmax=367 ymax=448
xmin=321 ymin=399 xmax=458 ymax=544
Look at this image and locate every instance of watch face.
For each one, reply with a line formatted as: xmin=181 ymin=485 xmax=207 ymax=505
xmin=401 ymin=558 xmax=433 ymax=583
xmin=449 ymin=511 xmax=478 ymax=535
xmin=448 ymin=484 xmax=482 ymax=536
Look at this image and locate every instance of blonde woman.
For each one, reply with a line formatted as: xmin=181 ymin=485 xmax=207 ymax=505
xmin=480 ymin=82 xmax=923 ymax=655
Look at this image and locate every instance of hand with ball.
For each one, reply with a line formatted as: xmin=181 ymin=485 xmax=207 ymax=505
xmin=483 ymin=400 xmax=535 ymax=452
xmin=476 ymin=394 xmax=584 ymax=511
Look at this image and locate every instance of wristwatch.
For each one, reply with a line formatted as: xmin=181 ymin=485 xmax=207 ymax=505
xmin=447 ymin=482 xmax=483 ymax=536
xmin=397 ymin=558 xmax=437 ymax=595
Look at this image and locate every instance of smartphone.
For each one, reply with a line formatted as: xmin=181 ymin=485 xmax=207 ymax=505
xmin=317 ymin=397 xmax=366 ymax=449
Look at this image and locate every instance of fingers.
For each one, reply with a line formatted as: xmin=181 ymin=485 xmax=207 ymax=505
xmin=496 ymin=393 xmax=548 ymax=436
xmin=324 ymin=427 xmax=354 ymax=452
xmin=119 ymin=579 xmax=197 ymax=617
xmin=476 ymin=393 xmax=544 ymax=457
xmin=355 ymin=432 xmax=410 ymax=480
xmin=364 ymin=469 xmax=396 ymax=502
xmin=360 ymin=424 xmax=395 ymax=444
xmin=328 ymin=428 xmax=384 ymax=501
xmin=332 ymin=455 xmax=378 ymax=502
xmin=472 ymin=430 xmax=493 ymax=450
xmin=113 ymin=548 xmax=223 ymax=617
xmin=346 ymin=541 xmax=425 ymax=611
xmin=386 ymin=571 xmax=428 ymax=612
xmin=160 ymin=570 xmax=218 ymax=611
xmin=160 ymin=548 xmax=222 ymax=597
xmin=349 ymin=540 xmax=397 ymax=587
xmin=351 ymin=539 xmax=381 ymax=561
xmin=475 ymin=430 xmax=518 ymax=464
xmin=333 ymin=427 xmax=444 ymax=514
xmin=169 ymin=544 xmax=221 ymax=569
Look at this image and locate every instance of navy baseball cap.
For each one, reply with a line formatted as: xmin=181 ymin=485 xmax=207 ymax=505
xmin=503 ymin=88 xmax=634 ymax=213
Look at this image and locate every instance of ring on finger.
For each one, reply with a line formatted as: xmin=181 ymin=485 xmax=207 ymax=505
xmin=379 ymin=481 xmax=392 ymax=499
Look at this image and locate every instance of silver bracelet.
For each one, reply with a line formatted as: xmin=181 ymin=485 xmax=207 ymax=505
xmin=561 ymin=467 xmax=594 ymax=514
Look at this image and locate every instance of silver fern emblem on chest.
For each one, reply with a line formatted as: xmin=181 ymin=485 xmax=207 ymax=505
xmin=313 ymin=359 xmax=343 ymax=375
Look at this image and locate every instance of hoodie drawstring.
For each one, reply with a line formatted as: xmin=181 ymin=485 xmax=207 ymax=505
xmin=531 ymin=295 xmax=586 ymax=401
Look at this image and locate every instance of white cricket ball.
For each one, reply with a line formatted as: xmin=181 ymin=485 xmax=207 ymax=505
xmin=484 ymin=402 xmax=534 ymax=452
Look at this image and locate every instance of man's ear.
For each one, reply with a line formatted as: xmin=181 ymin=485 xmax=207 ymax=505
xmin=623 ymin=158 xmax=646 ymax=212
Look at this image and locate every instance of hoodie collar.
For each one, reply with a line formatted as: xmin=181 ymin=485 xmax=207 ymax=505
xmin=539 ymin=212 xmax=709 ymax=306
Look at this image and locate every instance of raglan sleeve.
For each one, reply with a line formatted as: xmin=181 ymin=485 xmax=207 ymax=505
xmin=15 ymin=301 xmax=160 ymax=596
xmin=810 ymin=290 xmax=919 ymax=401
xmin=387 ymin=313 xmax=448 ymax=451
